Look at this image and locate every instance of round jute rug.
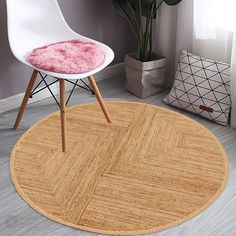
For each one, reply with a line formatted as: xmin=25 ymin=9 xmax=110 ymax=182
xmin=11 ymin=102 xmax=228 ymax=235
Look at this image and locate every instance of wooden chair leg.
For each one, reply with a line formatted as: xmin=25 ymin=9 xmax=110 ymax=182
xmin=59 ymin=79 xmax=67 ymax=152
xmin=13 ymin=70 xmax=38 ymax=129
xmin=88 ymin=75 xmax=112 ymax=123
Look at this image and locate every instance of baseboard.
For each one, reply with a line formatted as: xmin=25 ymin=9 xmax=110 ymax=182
xmin=93 ymin=62 xmax=124 ymax=82
xmin=0 ymin=63 xmax=124 ymax=114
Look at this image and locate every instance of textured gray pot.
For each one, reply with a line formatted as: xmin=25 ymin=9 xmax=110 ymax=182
xmin=124 ymin=53 xmax=167 ymax=98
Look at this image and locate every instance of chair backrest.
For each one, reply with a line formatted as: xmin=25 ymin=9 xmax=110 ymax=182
xmin=6 ymin=0 xmax=78 ymax=61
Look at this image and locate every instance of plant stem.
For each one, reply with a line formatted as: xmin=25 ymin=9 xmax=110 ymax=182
xmin=138 ymin=0 xmax=144 ymax=60
xmin=142 ymin=0 xmax=156 ymax=61
xmin=152 ymin=0 xmax=164 ymax=18
xmin=149 ymin=0 xmax=156 ymax=57
xmin=118 ymin=5 xmax=141 ymax=45
xmin=137 ymin=0 xmax=157 ymax=62
xmin=149 ymin=16 xmax=153 ymax=58
xmin=127 ymin=2 xmax=139 ymax=37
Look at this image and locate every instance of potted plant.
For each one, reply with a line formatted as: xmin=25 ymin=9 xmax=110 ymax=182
xmin=112 ymin=0 xmax=182 ymax=98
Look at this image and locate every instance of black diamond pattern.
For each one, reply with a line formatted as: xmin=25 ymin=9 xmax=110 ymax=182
xmin=163 ymin=50 xmax=231 ymax=126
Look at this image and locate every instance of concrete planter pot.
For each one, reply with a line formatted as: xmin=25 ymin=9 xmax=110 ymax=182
xmin=124 ymin=53 xmax=167 ymax=98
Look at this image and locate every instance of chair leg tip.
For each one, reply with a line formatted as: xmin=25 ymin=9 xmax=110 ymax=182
xmin=61 ymin=144 xmax=66 ymax=153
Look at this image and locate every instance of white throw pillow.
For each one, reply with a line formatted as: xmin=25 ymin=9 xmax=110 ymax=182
xmin=163 ymin=50 xmax=231 ymax=126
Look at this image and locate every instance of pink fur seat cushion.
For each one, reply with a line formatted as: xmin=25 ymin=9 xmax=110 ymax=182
xmin=27 ymin=40 xmax=105 ymax=74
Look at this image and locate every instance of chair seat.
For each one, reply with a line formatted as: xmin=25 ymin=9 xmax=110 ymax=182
xmin=27 ymin=39 xmax=106 ymax=74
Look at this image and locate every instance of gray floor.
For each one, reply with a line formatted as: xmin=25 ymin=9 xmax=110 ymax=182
xmin=0 ymin=75 xmax=236 ymax=236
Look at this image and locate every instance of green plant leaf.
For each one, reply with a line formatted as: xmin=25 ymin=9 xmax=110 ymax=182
xmin=164 ymin=0 xmax=182 ymax=5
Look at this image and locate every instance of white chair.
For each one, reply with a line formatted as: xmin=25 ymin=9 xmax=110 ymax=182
xmin=6 ymin=0 xmax=114 ymax=152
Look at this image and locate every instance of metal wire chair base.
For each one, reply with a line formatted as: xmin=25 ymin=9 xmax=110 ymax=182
xmin=29 ymin=72 xmax=95 ymax=108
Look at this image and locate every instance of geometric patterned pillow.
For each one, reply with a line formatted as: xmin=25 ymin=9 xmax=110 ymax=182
xmin=163 ymin=50 xmax=231 ymax=126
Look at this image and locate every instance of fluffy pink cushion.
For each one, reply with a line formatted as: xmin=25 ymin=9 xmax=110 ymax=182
xmin=27 ymin=40 xmax=105 ymax=74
